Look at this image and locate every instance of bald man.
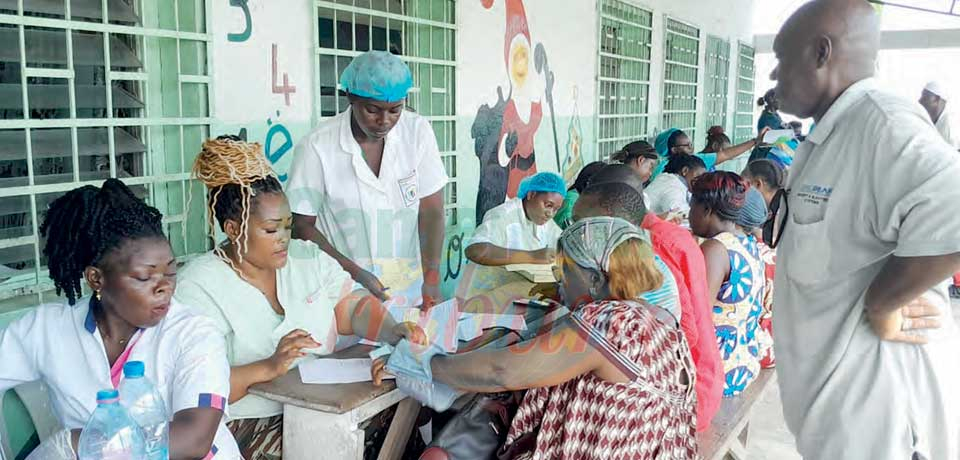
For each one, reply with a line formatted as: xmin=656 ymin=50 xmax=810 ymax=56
xmin=771 ymin=1 xmax=960 ymax=458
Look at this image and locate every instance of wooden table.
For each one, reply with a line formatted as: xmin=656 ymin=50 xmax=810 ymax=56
xmin=250 ymin=346 xmax=418 ymax=460
xmin=249 ymin=301 xmax=565 ymax=460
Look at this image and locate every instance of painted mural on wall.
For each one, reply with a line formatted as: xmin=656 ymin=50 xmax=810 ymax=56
xmin=212 ymin=0 xmax=314 ymax=178
xmin=562 ymin=86 xmax=584 ymax=185
xmin=472 ymin=0 xmax=562 ymax=223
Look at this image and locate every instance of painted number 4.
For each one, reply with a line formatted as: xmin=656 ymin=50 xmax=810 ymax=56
xmin=272 ymin=44 xmax=296 ymax=106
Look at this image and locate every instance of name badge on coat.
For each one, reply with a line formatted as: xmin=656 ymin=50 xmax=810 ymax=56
xmin=398 ymin=171 xmax=418 ymax=208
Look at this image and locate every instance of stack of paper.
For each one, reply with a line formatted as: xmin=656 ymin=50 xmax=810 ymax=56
xmin=504 ymin=263 xmax=556 ymax=283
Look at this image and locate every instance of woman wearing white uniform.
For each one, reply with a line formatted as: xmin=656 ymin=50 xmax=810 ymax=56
xmin=459 ymin=172 xmax=565 ymax=309
xmin=175 ymin=137 xmax=425 ymax=459
xmin=287 ymin=51 xmax=448 ymax=310
xmin=644 ymin=154 xmax=707 ymax=224
xmin=0 ymin=179 xmax=240 ymax=459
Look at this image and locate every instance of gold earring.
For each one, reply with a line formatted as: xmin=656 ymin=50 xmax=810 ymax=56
xmin=95 ymin=290 xmax=101 ymax=301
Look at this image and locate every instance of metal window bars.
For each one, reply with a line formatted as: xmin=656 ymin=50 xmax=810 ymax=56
xmin=0 ymin=0 xmax=213 ymax=305
xmin=703 ymin=34 xmax=730 ymax=134
xmin=734 ymin=41 xmax=755 ymax=144
xmin=595 ymin=0 xmax=653 ymax=160
xmin=661 ymin=16 xmax=700 ymax=145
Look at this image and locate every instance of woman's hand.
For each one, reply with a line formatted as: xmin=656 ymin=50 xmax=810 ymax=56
xmin=390 ymin=321 xmax=428 ymax=347
xmin=756 ymin=126 xmax=772 ymax=147
xmin=419 ymin=282 xmax=441 ymax=311
xmin=371 ymin=358 xmax=391 ymax=386
xmin=267 ymin=329 xmax=320 ymax=379
xmin=867 ymin=296 xmax=942 ymax=344
xmin=529 ymin=282 xmax=560 ymax=302
xmin=350 ymin=266 xmax=391 ymax=302
xmin=528 ymin=248 xmax=557 ymax=265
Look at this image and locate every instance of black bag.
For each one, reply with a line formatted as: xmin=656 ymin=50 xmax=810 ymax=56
xmin=419 ymin=391 xmax=525 ymax=460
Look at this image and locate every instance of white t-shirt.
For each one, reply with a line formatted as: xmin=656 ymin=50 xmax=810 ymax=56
xmin=774 ymin=78 xmax=960 ymax=460
xmin=286 ymin=108 xmax=449 ymax=306
xmin=0 ymin=298 xmax=240 ymax=459
xmin=935 ymin=109 xmax=958 ymax=149
xmin=643 ymin=173 xmax=690 ymax=216
xmin=175 ymin=239 xmax=354 ymax=419
xmin=461 ymin=198 xmax=562 ymax=298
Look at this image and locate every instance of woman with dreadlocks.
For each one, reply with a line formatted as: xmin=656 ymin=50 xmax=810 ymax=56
xmin=0 ymin=179 xmax=240 ymax=459
xmin=175 ymin=136 xmax=425 ymax=459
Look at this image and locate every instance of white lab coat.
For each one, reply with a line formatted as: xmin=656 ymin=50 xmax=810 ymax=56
xmin=286 ymin=109 xmax=448 ymax=306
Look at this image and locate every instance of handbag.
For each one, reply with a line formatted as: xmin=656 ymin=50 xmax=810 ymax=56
xmin=419 ymin=391 xmax=524 ymax=460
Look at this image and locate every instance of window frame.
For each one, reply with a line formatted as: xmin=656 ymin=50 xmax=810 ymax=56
xmin=0 ymin=0 xmax=214 ymax=306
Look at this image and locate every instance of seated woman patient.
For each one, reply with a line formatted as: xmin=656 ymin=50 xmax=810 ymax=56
xmin=0 ymin=179 xmax=240 ymax=459
xmin=376 ymin=216 xmax=698 ymax=459
xmin=458 ymin=172 xmax=566 ymax=309
xmin=175 ymin=136 xmax=423 ymax=460
xmin=688 ymin=172 xmax=766 ymax=397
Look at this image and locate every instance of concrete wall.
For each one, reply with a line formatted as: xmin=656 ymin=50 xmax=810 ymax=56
xmin=203 ymin=0 xmax=756 ymax=296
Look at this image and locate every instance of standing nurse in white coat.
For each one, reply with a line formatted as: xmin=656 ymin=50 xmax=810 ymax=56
xmin=287 ymin=51 xmax=447 ymax=309
xmin=769 ymin=1 xmax=960 ymax=459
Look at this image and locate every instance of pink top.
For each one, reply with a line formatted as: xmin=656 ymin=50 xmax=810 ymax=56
xmin=109 ymin=330 xmax=144 ymax=388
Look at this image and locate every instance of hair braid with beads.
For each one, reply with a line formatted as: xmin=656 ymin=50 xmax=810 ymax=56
xmin=191 ymin=135 xmax=282 ymax=272
xmin=40 ymin=178 xmax=165 ymax=305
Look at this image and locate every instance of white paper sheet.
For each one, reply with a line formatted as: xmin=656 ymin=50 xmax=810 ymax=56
xmin=386 ymin=298 xmax=460 ymax=352
xmin=298 ymin=358 xmax=393 ymax=384
xmin=762 ymin=128 xmax=795 ymax=144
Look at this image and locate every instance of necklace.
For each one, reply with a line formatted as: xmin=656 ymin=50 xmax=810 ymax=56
xmin=96 ymin=318 xmax=134 ymax=346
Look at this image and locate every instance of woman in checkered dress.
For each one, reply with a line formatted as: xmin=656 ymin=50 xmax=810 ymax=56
xmin=378 ymin=217 xmax=698 ymax=459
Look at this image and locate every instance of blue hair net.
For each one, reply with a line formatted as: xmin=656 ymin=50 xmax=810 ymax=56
xmin=654 ymin=128 xmax=680 ymax=157
xmin=339 ymin=51 xmax=413 ymax=103
xmin=517 ymin=172 xmax=567 ymax=199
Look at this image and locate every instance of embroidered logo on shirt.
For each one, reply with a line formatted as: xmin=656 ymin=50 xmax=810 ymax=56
xmin=397 ymin=172 xmax=418 ymax=208
xmin=796 ymin=184 xmax=833 ymax=207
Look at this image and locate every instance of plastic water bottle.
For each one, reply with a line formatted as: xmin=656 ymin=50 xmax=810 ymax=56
xmin=119 ymin=361 xmax=170 ymax=460
xmin=78 ymin=389 xmax=147 ymax=460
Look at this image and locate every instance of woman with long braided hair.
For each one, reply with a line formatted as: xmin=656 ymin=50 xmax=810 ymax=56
xmin=688 ymin=172 xmax=766 ymax=398
xmin=0 ymin=178 xmax=240 ymax=459
xmin=176 ymin=136 xmax=425 ymax=459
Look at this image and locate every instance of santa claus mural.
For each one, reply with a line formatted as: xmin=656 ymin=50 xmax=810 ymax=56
xmin=472 ymin=0 xmax=548 ymax=223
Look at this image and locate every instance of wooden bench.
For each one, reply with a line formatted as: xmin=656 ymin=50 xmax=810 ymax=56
xmin=698 ymin=368 xmax=776 ymax=460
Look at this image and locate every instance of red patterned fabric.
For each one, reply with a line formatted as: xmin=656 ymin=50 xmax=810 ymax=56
xmin=642 ymin=213 xmax=723 ymax=432
xmin=758 ymin=241 xmax=777 ymax=369
xmin=501 ymin=300 xmax=698 ymax=459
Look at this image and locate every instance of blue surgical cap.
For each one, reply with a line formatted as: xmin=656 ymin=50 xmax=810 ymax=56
xmin=339 ymin=51 xmax=413 ymax=103
xmin=518 ymin=172 xmax=567 ymax=200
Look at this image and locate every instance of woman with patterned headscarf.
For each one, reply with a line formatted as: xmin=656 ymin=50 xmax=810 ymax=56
xmin=689 ymin=172 xmax=766 ymax=397
xmin=375 ymin=216 xmax=698 ymax=459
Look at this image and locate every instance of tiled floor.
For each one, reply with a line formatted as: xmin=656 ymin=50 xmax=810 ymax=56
xmin=746 ymin=373 xmax=801 ymax=460
xmin=746 ymin=299 xmax=960 ymax=459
